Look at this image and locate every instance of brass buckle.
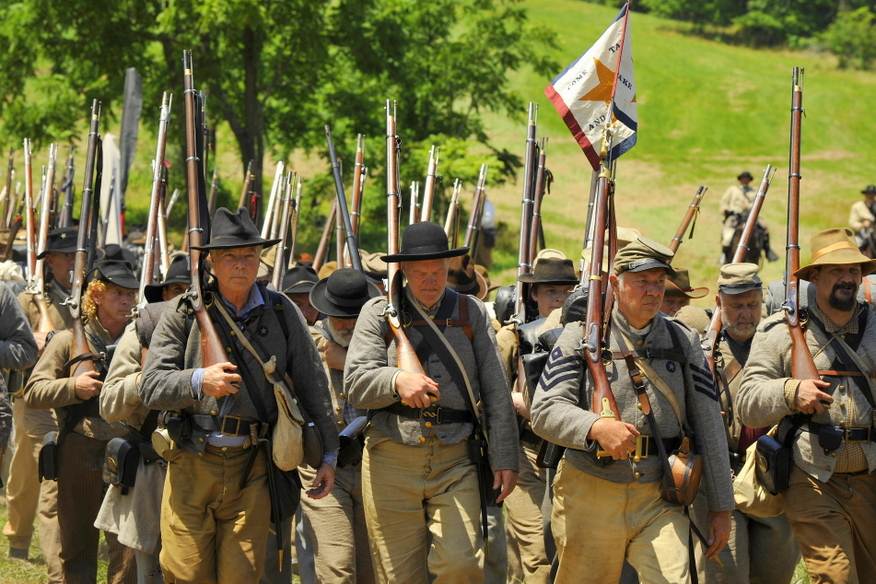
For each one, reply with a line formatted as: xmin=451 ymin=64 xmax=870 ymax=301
xmin=845 ymin=426 xmax=871 ymax=444
xmin=632 ymin=435 xmax=649 ymax=463
xmin=220 ymin=415 xmax=243 ymax=437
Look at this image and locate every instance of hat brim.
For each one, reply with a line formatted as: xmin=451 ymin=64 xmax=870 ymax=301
xmin=144 ymin=276 xmax=191 ymax=303
xmin=95 ymin=274 xmax=140 ymax=290
xmin=718 ymin=283 xmax=764 ymax=295
xmin=380 ymin=246 xmax=470 ymax=263
xmin=794 ymin=257 xmax=876 ymax=281
xmin=191 ymin=237 xmax=281 ymax=252
xmin=617 ymin=259 xmax=674 ymax=274
xmin=517 ymin=274 xmax=579 ymax=285
xmin=38 ymin=245 xmax=77 ymax=259
xmin=665 ymin=285 xmax=710 ymax=299
xmin=284 ymin=281 xmax=317 ymax=295
xmin=309 ymin=279 xmax=381 ymax=318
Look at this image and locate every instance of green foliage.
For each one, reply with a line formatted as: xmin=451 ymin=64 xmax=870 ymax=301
xmin=820 ymin=7 xmax=876 ymax=70
xmin=640 ymin=0 xmax=743 ymax=27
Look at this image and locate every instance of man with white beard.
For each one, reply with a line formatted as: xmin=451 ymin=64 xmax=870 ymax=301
xmin=299 ymin=268 xmax=380 ymax=583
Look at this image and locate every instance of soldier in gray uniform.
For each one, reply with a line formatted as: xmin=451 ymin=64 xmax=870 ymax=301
xmin=345 ymin=221 xmax=519 ymax=584
xmin=738 ymin=228 xmax=876 ymax=583
xmin=530 ymin=236 xmax=734 ymax=584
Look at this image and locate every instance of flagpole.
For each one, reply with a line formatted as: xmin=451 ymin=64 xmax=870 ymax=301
xmin=605 ymin=0 xmax=630 ymax=168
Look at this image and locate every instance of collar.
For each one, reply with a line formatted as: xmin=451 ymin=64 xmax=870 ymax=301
xmin=612 ymin=306 xmax=653 ymax=343
xmin=809 ymin=301 xmax=865 ymax=335
xmin=220 ymin=284 xmax=265 ymax=319
xmin=405 ymin=287 xmax=445 ymax=317
xmin=723 ymin=331 xmax=753 ymax=365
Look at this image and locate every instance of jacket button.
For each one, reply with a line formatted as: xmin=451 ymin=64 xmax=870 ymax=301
xmin=210 ymin=411 xmax=217 ymax=416
xmin=336 ymin=407 xmax=342 ymax=413
xmin=419 ymin=436 xmax=426 ymax=443
xmin=338 ymin=393 xmax=345 ymax=399
xmin=825 ymin=466 xmax=830 ymax=470
xmin=634 ymin=472 xmax=642 ymax=479
xmin=199 ymin=438 xmax=205 ymax=442
xmin=839 ymin=385 xmax=845 ymax=392
xmin=424 ymin=422 xmax=432 ymax=428
xmin=830 ymin=452 xmax=837 ymax=457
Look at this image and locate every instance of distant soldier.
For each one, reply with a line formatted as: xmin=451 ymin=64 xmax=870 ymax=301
xmin=660 ymin=268 xmax=709 ymax=317
xmin=720 ymin=171 xmax=778 ymax=263
xmin=849 ymin=185 xmax=876 ymax=253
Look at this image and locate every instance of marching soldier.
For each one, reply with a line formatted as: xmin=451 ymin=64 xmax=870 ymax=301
xmin=531 ymin=236 xmax=733 ymax=584
xmin=345 ymin=221 xmax=519 ymax=583
xmin=738 ymin=228 xmax=876 ymax=583
xmin=719 ymin=172 xmax=778 ymax=263
xmin=849 ymin=185 xmax=876 ymax=252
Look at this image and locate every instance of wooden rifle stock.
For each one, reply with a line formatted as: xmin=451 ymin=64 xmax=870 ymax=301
xmin=420 ymin=145 xmax=439 ymax=223
xmin=384 ymin=100 xmax=427 ymax=379
xmin=137 ymin=92 xmax=173 ymax=314
xmin=669 ymin=186 xmax=707 ymax=253
xmin=183 ymin=51 xmax=226 ymax=369
xmin=271 ymin=172 xmax=294 ymax=291
xmin=325 ymin=125 xmax=363 ymax=272
xmin=312 ymin=200 xmax=337 ymax=272
xmin=513 ymin=104 xmax=539 ymax=327
xmin=463 ymin=164 xmax=488 ymax=249
xmin=350 ymin=134 xmax=365 ymax=240
xmin=238 ymin=159 xmax=254 ymax=210
xmin=783 ymin=67 xmax=820 ymax=381
xmin=288 ymin=176 xmax=302 ymax=268
xmin=528 ymin=138 xmax=549 ymax=261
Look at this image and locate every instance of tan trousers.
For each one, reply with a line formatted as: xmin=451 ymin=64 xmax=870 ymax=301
xmin=362 ymin=427 xmax=483 ymax=584
xmin=552 ymin=459 xmax=690 ymax=584
xmin=3 ymin=399 xmax=63 ymax=581
xmin=299 ymin=462 xmax=374 ymax=584
xmin=783 ymin=464 xmax=876 ymax=584
xmin=504 ymin=443 xmax=550 ymax=584
xmin=57 ymin=432 xmax=136 ymax=584
xmin=160 ymin=444 xmax=271 ymax=584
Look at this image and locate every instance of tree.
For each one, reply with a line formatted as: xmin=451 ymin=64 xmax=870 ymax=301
xmin=820 ymin=7 xmax=876 ymax=70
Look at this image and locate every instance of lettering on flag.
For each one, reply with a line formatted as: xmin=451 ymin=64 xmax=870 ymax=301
xmin=544 ymin=3 xmax=637 ymax=170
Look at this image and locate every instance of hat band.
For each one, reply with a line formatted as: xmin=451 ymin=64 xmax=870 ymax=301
xmin=400 ymin=243 xmax=449 ymax=255
xmin=811 ymin=241 xmax=860 ymax=262
xmin=324 ymin=288 xmax=367 ymax=308
xmin=719 ymin=283 xmax=763 ymax=294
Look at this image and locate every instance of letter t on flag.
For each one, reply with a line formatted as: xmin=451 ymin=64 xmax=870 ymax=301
xmin=545 ymin=2 xmax=637 ymax=171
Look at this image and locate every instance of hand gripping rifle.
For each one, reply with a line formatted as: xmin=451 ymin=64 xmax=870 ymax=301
xmin=783 ymin=67 xmax=820 ymax=381
xmin=183 ymin=51 xmax=226 ymax=369
xmin=669 ymin=186 xmax=707 ymax=254
xmin=382 ymin=100 xmax=428 ymax=382
xmin=420 ymin=145 xmax=440 ymax=223
xmin=136 ymin=92 xmax=173 ymax=316
xmin=28 ymin=144 xmax=58 ymax=335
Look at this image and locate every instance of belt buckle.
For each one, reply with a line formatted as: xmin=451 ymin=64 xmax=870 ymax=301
xmin=421 ymin=408 xmax=438 ymax=422
xmin=632 ymin=435 xmax=649 ymax=463
xmin=220 ymin=415 xmax=243 ymax=437
xmin=845 ymin=426 xmax=870 ymax=443
xmin=435 ymin=407 xmax=444 ymax=425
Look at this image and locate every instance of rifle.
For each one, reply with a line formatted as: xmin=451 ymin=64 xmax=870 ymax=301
xmin=783 ymin=67 xmax=820 ymax=381
xmin=165 ymin=188 xmax=180 ymax=219
xmin=512 ymin=103 xmax=539 ymax=327
xmin=443 ymin=178 xmax=462 ymax=242
xmin=58 ymin=145 xmax=75 ymax=228
xmin=183 ymin=50 xmax=226 ymax=369
xmin=271 ymin=172 xmax=294 ymax=291
xmin=350 ymin=134 xmax=365 ymax=239
xmin=208 ymin=167 xmax=219 ymax=216
xmin=528 ymin=138 xmax=550 ymax=261
xmin=262 ymin=162 xmax=284 ymax=240
xmin=238 ymin=160 xmax=254 ymax=210
xmin=287 ymin=175 xmax=302 ymax=268
xmin=67 ymin=100 xmax=102 ymax=377
xmin=668 ymin=186 xmax=707 ymax=253
xmin=409 ymin=182 xmax=420 ymax=225
xmin=463 ymin=164 xmax=488 ymax=250
xmin=704 ymin=166 xmax=774 ymax=378
xmin=325 ymin=125 xmax=363 ymax=272
xmin=136 ymin=91 xmax=173 ymax=315
xmin=312 ymin=200 xmax=337 ymax=273
xmin=157 ymin=188 xmax=171 ymax=277
xmin=420 ymin=146 xmax=439 ymax=223
xmin=2 ymin=149 xmax=14 ymax=229
xmin=23 ymin=140 xmax=37 ymax=283
xmin=29 ymin=143 xmax=57 ymax=334
xmin=383 ymin=100 xmax=427 ymax=382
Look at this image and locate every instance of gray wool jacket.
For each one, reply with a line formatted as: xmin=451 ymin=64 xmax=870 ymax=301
xmin=139 ymin=283 xmax=339 ymax=457
xmin=530 ymin=308 xmax=735 ymax=513
xmin=0 ymin=280 xmax=38 ymax=447
xmin=344 ymin=287 xmax=519 ymax=473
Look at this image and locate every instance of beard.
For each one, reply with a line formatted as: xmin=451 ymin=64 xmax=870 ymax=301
xmin=828 ymin=281 xmax=857 ymax=312
xmin=325 ymin=318 xmax=354 ymax=347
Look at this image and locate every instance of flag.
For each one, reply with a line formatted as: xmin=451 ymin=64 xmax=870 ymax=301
xmin=545 ymin=3 xmax=637 ymax=171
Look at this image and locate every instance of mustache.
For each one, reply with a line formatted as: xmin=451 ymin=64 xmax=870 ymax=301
xmin=832 ymin=282 xmax=857 ymax=293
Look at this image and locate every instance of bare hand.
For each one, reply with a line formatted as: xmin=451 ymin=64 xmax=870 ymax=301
xmin=74 ymin=370 xmax=103 ymax=401
xmin=324 ymin=340 xmax=347 ymax=371
xmin=33 ymin=331 xmax=49 ymax=353
xmin=705 ymin=510 xmax=732 ymax=558
xmin=795 ymin=379 xmax=833 ymax=415
xmin=201 ymin=362 xmax=241 ymax=398
xmin=587 ymin=418 xmax=640 ymax=460
xmin=395 ymin=371 xmax=440 ymax=409
xmin=306 ymin=463 xmax=335 ymax=499
xmin=511 ymin=392 xmax=530 ymax=420
xmin=493 ymin=469 xmax=518 ymax=503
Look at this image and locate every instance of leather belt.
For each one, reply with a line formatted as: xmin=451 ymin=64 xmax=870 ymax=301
xmin=643 ymin=436 xmax=681 ymax=455
xmin=806 ymin=421 xmax=875 ymax=443
xmin=520 ymin=427 xmax=542 ymax=448
xmin=191 ymin=414 xmax=259 ymax=437
xmin=383 ymin=402 xmax=473 ymax=425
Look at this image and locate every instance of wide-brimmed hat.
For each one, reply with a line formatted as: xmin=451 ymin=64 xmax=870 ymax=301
xmin=664 ymin=268 xmax=709 ymax=299
xmin=87 ymin=260 xmax=139 ymax=290
xmin=794 ymin=227 xmax=876 ymax=280
xmin=38 ymin=227 xmax=78 ymax=259
xmin=310 ymin=268 xmax=380 ymax=319
xmin=717 ymin=262 xmax=763 ymax=295
xmin=613 ymin=236 xmax=675 ymax=275
xmin=380 ymin=221 xmax=468 ymax=263
xmin=862 ymin=185 xmax=876 ymax=195
xmin=282 ymin=265 xmax=319 ymax=294
xmin=190 ymin=207 xmax=281 ymax=251
xmin=144 ymin=254 xmax=191 ymax=303
xmin=447 ymin=254 xmax=488 ymax=299
xmin=737 ymin=171 xmax=753 ymax=181
xmin=518 ymin=257 xmax=578 ymax=285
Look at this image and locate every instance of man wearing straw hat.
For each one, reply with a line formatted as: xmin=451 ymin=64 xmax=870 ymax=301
xmin=139 ymin=208 xmax=339 ymax=583
xmin=345 ymin=221 xmax=519 ymax=584
xmin=738 ymin=228 xmax=876 ymax=583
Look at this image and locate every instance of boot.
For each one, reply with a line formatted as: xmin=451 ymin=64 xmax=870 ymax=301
xmin=764 ymin=235 xmax=779 ymax=262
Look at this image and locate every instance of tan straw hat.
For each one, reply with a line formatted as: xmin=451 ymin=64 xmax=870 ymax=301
xmin=794 ymin=228 xmax=876 ymax=281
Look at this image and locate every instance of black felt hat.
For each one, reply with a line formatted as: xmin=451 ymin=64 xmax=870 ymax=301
xmin=862 ymin=185 xmax=876 ymax=195
xmin=309 ymin=268 xmax=380 ymax=318
xmin=144 ymin=254 xmax=191 ymax=303
xmin=282 ymin=265 xmax=320 ymax=294
xmin=87 ymin=260 xmax=139 ymax=290
xmin=38 ymin=227 xmax=78 ymax=259
xmin=380 ymin=221 xmax=469 ymax=263
xmin=737 ymin=171 xmax=753 ymax=181
xmin=190 ymin=207 xmax=281 ymax=251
